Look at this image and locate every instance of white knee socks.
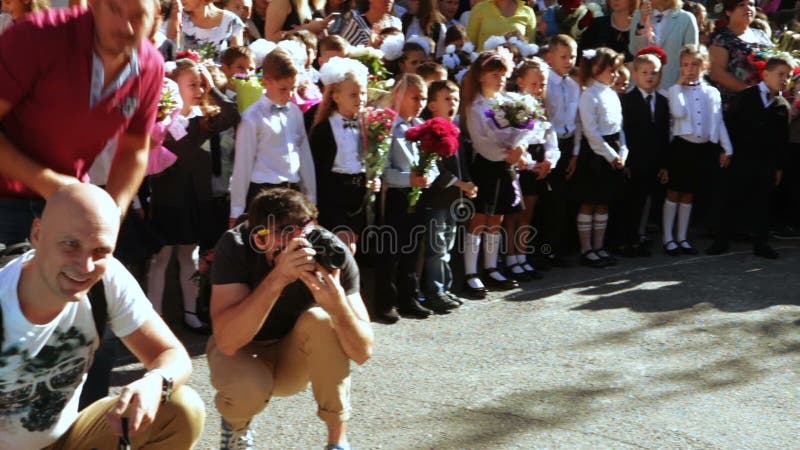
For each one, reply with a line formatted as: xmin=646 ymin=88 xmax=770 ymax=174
xmin=577 ymin=213 xmax=593 ymax=253
xmin=676 ymin=203 xmax=692 ymax=242
xmin=592 ymin=213 xmax=608 ymax=251
xmin=464 ymin=233 xmax=481 ymax=275
xmin=662 ymin=200 xmax=677 ymax=244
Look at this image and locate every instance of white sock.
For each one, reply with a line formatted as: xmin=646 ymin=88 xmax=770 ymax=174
xmin=676 ymin=203 xmax=692 ymax=242
xmin=483 ymin=233 xmax=501 ymax=270
xmin=592 ymin=212 xmax=608 ymax=251
xmin=518 ymin=254 xmax=534 ymax=270
xmin=577 ymin=213 xmax=593 ymax=253
xmin=506 ymin=255 xmax=517 ymax=267
xmin=662 ymin=200 xmax=677 ymax=244
xmin=464 ymin=233 xmax=481 ymax=275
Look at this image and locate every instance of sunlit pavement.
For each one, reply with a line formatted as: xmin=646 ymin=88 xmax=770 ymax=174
xmin=114 ymin=240 xmax=800 ymax=449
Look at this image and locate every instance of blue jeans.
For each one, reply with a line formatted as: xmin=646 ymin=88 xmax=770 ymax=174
xmin=421 ymin=207 xmax=457 ymax=296
xmin=0 ymin=198 xmax=45 ymax=245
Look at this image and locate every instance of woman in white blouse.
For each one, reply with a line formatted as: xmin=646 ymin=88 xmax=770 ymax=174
xmin=570 ymin=48 xmax=629 ymax=268
xmin=167 ymin=0 xmax=244 ymax=62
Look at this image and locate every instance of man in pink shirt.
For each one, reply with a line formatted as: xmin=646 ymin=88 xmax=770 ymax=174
xmin=0 ymin=0 xmax=164 ymax=245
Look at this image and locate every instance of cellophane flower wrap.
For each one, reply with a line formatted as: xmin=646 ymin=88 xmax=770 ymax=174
xmin=229 ymin=73 xmax=265 ymax=114
xmin=350 ymin=45 xmax=395 ymax=104
xmin=404 ymin=117 xmax=460 ymax=211
xmin=148 ymin=79 xmax=182 ymax=175
xmin=484 ymin=92 xmax=549 ymax=150
xmin=362 ymin=107 xmax=397 ymax=221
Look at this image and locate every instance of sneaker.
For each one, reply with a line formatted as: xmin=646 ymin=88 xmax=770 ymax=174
xmin=221 ymin=419 xmax=255 ymax=450
xmin=325 ymin=444 xmax=352 ymax=450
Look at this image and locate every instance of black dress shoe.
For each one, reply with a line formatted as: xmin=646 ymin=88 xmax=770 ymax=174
xmin=505 ymin=264 xmax=531 ymax=282
xmin=705 ymin=241 xmax=730 ymax=255
xmin=580 ymin=250 xmax=605 ymax=268
xmin=462 ymin=274 xmax=488 ymax=299
xmin=753 ymin=244 xmax=779 ymax=259
xmin=663 ymin=241 xmax=681 ymax=256
xmin=422 ymin=293 xmax=459 ymax=313
xmin=595 ymin=249 xmax=617 ymax=266
xmin=397 ymin=297 xmax=432 ymax=318
xmin=677 ymin=240 xmax=698 ymax=255
xmin=183 ymin=312 xmax=211 ymax=335
xmin=372 ymin=307 xmax=400 ymax=324
xmin=521 ymin=262 xmax=543 ymax=280
xmin=483 ymin=269 xmax=519 ymax=290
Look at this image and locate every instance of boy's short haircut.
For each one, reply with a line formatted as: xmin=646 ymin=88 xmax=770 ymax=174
xmin=417 ymin=61 xmax=447 ymax=80
xmin=548 ymin=34 xmax=577 ymax=50
xmin=318 ymin=35 xmax=349 ymax=54
xmin=765 ymin=55 xmax=796 ymax=72
xmin=428 ymin=79 xmax=460 ymax=102
xmin=679 ymin=43 xmax=709 ymax=62
xmin=633 ymin=53 xmax=662 ymax=71
xmin=262 ymin=48 xmax=300 ymax=80
xmin=222 ymin=46 xmax=255 ymax=66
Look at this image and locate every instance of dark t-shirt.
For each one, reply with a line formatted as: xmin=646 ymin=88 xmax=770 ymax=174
xmin=212 ymin=222 xmax=360 ymax=340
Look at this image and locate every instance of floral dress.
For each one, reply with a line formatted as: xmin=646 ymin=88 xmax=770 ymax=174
xmin=710 ymin=26 xmax=773 ymax=109
xmin=181 ymin=10 xmax=244 ymax=62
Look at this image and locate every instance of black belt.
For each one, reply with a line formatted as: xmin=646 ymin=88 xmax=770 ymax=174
xmin=330 ymin=172 xmax=366 ymax=186
xmin=251 ymin=181 xmax=300 ymax=190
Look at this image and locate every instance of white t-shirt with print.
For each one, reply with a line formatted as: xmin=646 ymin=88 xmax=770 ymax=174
xmin=0 ymin=251 xmax=155 ymax=450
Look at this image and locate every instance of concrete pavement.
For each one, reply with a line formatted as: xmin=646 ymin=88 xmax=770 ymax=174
xmin=113 ymin=241 xmax=800 ymax=449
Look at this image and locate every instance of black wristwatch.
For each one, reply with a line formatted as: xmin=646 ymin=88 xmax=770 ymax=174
xmin=146 ymin=369 xmax=174 ymax=403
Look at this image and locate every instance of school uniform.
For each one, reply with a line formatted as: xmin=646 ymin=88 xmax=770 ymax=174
xmin=613 ymin=88 xmax=669 ymax=248
xmin=572 ymin=80 xmax=629 ymax=204
xmin=375 ymin=117 xmax=439 ymax=316
xmin=465 ymin=94 xmax=522 ymax=215
xmin=666 ymin=81 xmax=732 ymax=194
xmin=714 ymin=83 xmax=790 ymax=249
xmin=309 ymin=113 xmax=368 ymax=234
xmin=518 ymin=126 xmax=560 ymax=197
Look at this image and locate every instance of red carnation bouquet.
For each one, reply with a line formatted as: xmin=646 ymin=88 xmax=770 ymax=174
xmin=404 ymin=117 xmax=460 ymax=211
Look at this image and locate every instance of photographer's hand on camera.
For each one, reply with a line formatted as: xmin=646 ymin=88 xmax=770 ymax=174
xmin=269 ymin=237 xmax=318 ymax=289
xmin=298 ymin=265 xmax=348 ymax=313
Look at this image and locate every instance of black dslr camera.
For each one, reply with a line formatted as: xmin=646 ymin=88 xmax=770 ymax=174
xmin=304 ymin=227 xmax=348 ymax=270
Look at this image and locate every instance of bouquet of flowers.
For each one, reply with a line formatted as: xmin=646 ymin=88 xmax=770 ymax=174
xmin=350 ymin=45 xmax=395 ymax=104
xmin=149 ymin=79 xmax=182 ymax=175
xmin=362 ymin=107 xmax=396 ymax=221
xmin=229 ymin=73 xmax=265 ymax=113
xmin=405 ymin=118 xmax=461 ymax=211
xmin=484 ymin=92 xmax=549 ymax=150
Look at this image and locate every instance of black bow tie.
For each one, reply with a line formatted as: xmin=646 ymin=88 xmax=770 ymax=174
xmin=654 ymin=12 xmax=664 ymax=23
xmin=343 ymin=118 xmax=359 ymax=129
xmin=272 ymin=104 xmax=289 ymax=112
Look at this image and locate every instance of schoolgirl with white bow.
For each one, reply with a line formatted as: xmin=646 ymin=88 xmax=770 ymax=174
xmin=570 ymin=47 xmax=628 ymax=268
xmin=309 ymin=57 xmax=380 ymax=254
xmin=147 ymin=58 xmax=240 ymax=331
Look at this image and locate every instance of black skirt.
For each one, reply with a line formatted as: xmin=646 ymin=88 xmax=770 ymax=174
xmin=318 ymin=173 xmax=368 ymax=234
xmin=666 ymin=137 xmax=714 ymax=194
xmin=519 ymin=144 xmax=550 ymax=196
xmin=470 ymin=154 xmax=521 ymax=215
xmin=570 ymin=133 xmax=625 ymax=204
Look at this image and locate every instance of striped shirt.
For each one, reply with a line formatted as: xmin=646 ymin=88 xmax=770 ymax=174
xmin=339 ymin=11 xmax=401 ymax=46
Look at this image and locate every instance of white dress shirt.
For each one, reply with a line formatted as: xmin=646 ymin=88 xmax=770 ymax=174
xmin=330 ymin=113 xmax=365 ymax=174
xmin=545 ymin=69 xmax=581 ymax=139
xmin=231 ymin=96 xmax=316 ymax=218
xmin=758 ymin=81 xmax=779 ymax=107
xmin=523 ymin=126 xmax=561 ymax=170
xmin=578 ymin=80 xmax=629 ymax=163
xmin=668 ymin=81 xmax=733 ymax=154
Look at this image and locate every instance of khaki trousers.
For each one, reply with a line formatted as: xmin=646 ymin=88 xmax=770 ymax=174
xmin=207 ymin=307 xmax=352 ymax=432
xmin=45 ymin=386 xmax=205 ymax=450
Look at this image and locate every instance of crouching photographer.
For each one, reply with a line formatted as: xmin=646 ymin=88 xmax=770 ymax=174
xmin=207 ymin=188 xmax=373 ymax=450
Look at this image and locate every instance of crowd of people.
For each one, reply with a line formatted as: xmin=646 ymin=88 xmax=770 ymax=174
xmin=1 ymin=0 xmax=799 ymax=448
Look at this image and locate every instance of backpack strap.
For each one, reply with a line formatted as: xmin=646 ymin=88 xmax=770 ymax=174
xmin=88 ymin=280 xmax=108 ymax=340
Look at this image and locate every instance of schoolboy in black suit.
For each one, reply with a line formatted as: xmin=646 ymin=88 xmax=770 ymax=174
xmin=707 ymin=56 xmax=793 ymax=259
xmin=613 ymin=53 xmax=670 ymax=256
